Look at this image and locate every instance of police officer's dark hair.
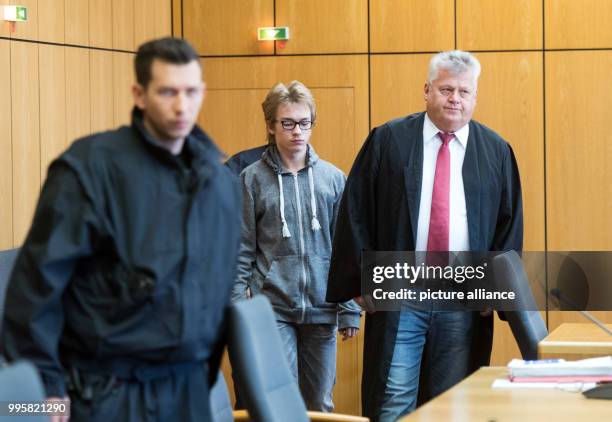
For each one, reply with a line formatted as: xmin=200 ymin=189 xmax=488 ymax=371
xmin=135 ymin=37 xmax=201 ymax=88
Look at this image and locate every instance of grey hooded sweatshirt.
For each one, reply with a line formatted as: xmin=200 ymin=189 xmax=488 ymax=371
xmin=233 ymin=145 xmax=360 ymax=329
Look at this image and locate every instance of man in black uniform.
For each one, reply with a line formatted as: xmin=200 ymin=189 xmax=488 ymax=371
xmin=225 ymin=144 xmax=266 ymax=176
xmin=1 ymin=37 xmax=241 ymax=422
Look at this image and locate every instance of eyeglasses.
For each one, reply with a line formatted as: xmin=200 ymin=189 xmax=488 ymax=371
xmin=276 ymin=119 xmax=314 ymax=131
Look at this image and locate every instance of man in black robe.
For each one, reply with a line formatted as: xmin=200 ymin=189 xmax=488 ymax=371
xmin=326 ymin=50 xmax=523 ymax=421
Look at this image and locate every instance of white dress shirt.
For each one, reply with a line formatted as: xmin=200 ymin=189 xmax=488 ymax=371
xmin=415 ymin=114 xmax=470 ymax=252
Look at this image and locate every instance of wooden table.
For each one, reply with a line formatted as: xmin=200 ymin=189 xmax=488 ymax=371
xmin=538 ymin=322 xmax=612 ymax=359
xmin=399 ymin=367 xmax=611 ymax=421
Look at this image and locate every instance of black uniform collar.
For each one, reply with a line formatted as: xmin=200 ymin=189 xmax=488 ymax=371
xmin=130 ymin=107 xmax=223 ymax=169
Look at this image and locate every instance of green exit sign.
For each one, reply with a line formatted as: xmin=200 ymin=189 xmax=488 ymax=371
xmin=2 ymin=5 xmax=28 ymax=22
xmin=15 ymin=6 xmax=27 ymax=21
xmin=258 ymin=27 xmax=290 ymax=41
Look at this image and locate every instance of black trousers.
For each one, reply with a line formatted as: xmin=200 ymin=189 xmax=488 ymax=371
xmin=68 ymin=362 xmax=211 ymax=422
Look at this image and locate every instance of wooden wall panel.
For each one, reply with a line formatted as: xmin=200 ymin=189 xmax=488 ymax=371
xmin=11 ymin=42 xmax=40 ymax=245
xmin=546 ymin=51 xmax=612 ymax=251
xmin=134 ymin=0 xmax=172 ymax=47
xmin=202 ymin=55 xmax=369 ymax=174
xmin=370 ymin=54 xmax=431 ymax=127
xmin=333 ymin=321 xmax=362 ymax=415
xmin=473 ymin=52 xmax=544 ymax=251
xmin=112 ymin=0 xmax=135 ymax=51
xmin=474 ymin=52 xmax=545 ymax=365
xmin=90 ymin=50 xmax=115 ymax=133
xmin=39 ymin=45 xmax=66 ymax=183
xmin=89 ymin=0 xmax=112 ymax=48
xmin=546 ymin=0 xmax=612 ymax=49
xmin=308 ymin=88 xmax=355 ymax=173
xmin=65 ymin=47 xmax=90 ymax=143
xmin=276 ymin=0 xmax=367 ymax=54
xmin=203 ymin=88 xmax=268 ymax=154
xmin=38 ymin=0 xmax=65 ymax=43
xmin=457 ymin=0 xmax=542 ymax=50
xmin=65 ymin=0 xmax=89 ymax=45
xmin=370 ymin=0 xmax=454 ymax=53
xmin=10 ymin=0 xmax=38 ymax=40
xmin=171 ymin=0 xmax=182 ymax=37
xmin=113 ymin=52 xmax=135 ymax=127
xmin=183 ymin=0 xmax=274 ymax=56
xmin=546 ymin=51 xmax=612 ymax=333
xmin=156 ymin=0 xmax=173 ymax=39
xmin=0 ymin=40 xmax=12 ymax=249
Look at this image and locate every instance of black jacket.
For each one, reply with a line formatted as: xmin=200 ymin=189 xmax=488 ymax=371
xmin=326 ymin=112 xmax=523 ymax=421
xmin=224 ymin=145 xmax=267 ymax=175
xmin=1 ymin=109 xmax=241 ymax=397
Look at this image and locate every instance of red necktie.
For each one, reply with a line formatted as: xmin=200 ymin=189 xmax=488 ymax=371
xmin=427 ymin=132 xmax=454 ymax=251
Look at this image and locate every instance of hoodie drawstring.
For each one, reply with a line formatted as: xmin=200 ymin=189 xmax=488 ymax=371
xmin=308 ymin=167 xmax=321 ymax=231
xmin=278 ymin=168 xmax=321 ymax=238
xmin=278 ymin=174 xmax=292 ymax=237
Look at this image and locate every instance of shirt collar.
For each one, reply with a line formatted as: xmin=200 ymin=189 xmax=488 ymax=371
xmin=423 ymin=112 xmax=469 ymax=149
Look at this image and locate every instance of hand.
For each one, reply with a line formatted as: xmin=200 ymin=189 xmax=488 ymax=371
xmin=246 ymin=287 xmax=252 ymax=299
xmin=339 ymin=327 xmax=359 ymax=341
xmin=47 ymin=396 xmax=70 ymax=422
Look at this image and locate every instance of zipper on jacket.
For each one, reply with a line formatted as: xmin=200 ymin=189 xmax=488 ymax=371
xmin=292 ymin=172 xmax=308 ymax=323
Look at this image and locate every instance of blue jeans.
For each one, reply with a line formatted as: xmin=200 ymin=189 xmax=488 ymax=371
xmin=276 ymin=321 xmax=337 ymax=412
xmin=379 ymin=310 xmax=476 ymax=422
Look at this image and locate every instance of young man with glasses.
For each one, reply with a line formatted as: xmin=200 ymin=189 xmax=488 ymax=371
xmin=232 ymin=81 xmax=361 ymax=412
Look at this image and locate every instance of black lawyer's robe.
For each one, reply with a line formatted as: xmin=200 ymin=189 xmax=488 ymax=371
xmin=326 ymin=112 xmax=523 ymax=421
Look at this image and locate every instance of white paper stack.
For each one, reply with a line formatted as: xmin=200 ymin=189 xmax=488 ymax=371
xmin=507 ymin=356 xmax=612 ymax=382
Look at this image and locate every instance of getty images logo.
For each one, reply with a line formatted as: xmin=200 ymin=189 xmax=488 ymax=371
xmin=372 ymin=262 xmax=487 ymax=284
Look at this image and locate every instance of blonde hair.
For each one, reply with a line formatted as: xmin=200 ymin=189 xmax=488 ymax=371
xmin=262 ymin=80 xmax=316 ymax=144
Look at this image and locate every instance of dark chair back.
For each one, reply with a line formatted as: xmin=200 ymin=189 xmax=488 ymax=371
xmin=492 ymin=251 xmax=548 ymax=359
xmin=210 ymin=371 xmax=234 ymax=422
xmin=0 ymin=360 xmax=47 ymax=421
xmin=228 ymin=295 xmax=309 ymax=422
xmin=0 ymin=248 xmax=19 ymax=332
